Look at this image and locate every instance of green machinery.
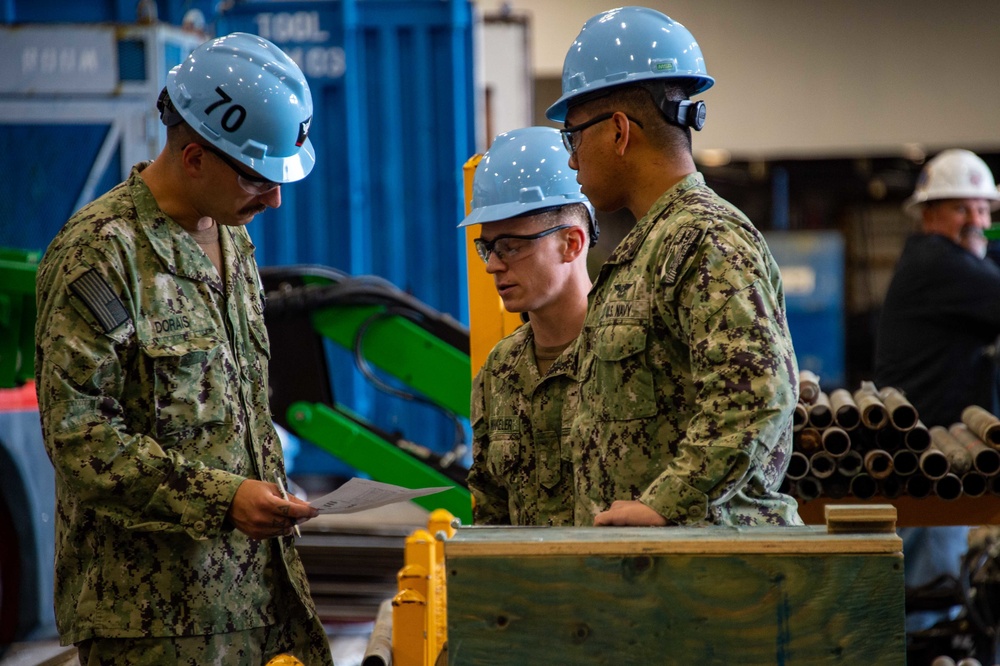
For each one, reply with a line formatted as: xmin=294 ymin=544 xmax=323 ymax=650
xmin=0 ymin=248 xmax=40 ymax=389
xmin=0 ymin=253 xmax=473 ymax=521
xmin=261 ymin=266 xmax=473 ymax=524
xmin=0 ymin=255 xmax=472 ymax=647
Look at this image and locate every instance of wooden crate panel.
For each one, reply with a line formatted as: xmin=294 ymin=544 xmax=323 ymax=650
xmin=444 ymin=524 xmax=901 ymax=556
xmin=445 ymin=530 xmax=904 ymax=665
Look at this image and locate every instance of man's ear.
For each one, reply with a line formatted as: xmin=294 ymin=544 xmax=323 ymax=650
xmin=563 ymin=225 xmax=588 ymax=262
xmin=181 ymin=143 xmax=207 ymax=179
xmin=611 ymin=111 xmax=633 ymax=157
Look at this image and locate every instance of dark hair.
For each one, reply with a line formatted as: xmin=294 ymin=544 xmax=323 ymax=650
xmin=575 ymin=82 xmax=692 ymax=153
xmin=166 ymin=122 xmax=201 ymax=152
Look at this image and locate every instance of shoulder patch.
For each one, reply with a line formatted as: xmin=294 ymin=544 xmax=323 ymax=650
xmin=663 ymin=226 xmax=701 ymax=285
xmin=69 ymin=269 xmax=130 ymax=333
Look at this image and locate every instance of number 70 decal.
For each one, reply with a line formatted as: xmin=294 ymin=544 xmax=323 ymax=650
xmin=204 ymin=87 xmax=247 ymax=132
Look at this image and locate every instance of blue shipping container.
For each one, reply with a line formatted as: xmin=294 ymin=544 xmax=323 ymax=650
xmin=0 ymin=2 xmax=477 ymax=476
xmin=217 ymin=1 xmax=476 ymax=474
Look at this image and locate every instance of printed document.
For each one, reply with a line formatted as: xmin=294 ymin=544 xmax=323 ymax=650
xmin=308 ymin=478 xmax=451 ymax=514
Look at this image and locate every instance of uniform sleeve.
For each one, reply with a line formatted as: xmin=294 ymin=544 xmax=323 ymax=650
xmin=35 ymin=243 xmax=244 ymax=540
xmin=466 ymin=366 xmax=511 ymax=525
xmin=639 ymin=225 xmax=797 ymax=523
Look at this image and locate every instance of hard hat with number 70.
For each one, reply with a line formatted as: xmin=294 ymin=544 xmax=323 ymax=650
xmin=903 ymin=149 xmax=1000 ymax=218
xmin=164 ymin=32 xmax=315 ymax=184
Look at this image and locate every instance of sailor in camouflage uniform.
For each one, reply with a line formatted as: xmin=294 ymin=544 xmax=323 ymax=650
xmin=547 ymin=8 xmax=801 ymax=527
xmin=34 ymin=34 xmax=334 ymax=665
xmin=461 ymin=128 xmax=596 ymax=526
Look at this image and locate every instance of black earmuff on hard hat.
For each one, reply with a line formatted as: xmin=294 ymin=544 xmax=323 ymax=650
xmin=156 ymin=87 xmax=184 ymax=127
xmin=638 ymin=83 xmax=707 ymax=131
xmin=664 ymin=100 xmax=707 ymax=131
xmin=589 ymin=215 xmax=600 ymax=248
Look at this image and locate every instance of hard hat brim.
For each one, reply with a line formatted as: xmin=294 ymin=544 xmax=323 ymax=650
xmin=545 ymin=74 xmax=715 ymax=123
xmin=251 ymin=137 xmax=315 ymax=184
xmin=902 ymin=191 xmax=1000 ymax=219
xmin=457 ymin=196 xmax=590 ymax=228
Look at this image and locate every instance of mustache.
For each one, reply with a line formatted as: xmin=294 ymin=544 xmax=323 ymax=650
xmin=239 ymin=204 xmax=267 ymax=217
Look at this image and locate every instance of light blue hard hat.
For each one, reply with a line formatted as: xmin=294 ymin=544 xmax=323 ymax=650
xmin=166 ymin=32 xmax=315 ymax=183
xmin=458 ymin=127 xmax=595 ymax=235
xmin=546 ymin=6 xmax=714 ymax=122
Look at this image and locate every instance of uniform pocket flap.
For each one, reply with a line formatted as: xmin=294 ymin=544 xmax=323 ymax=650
xmin=591 ymin=323 xmax=648 ymax=362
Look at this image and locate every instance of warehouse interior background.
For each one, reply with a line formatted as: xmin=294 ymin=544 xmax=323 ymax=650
xmin=4 ymin=0 xmax=1000 ymax=438
xmin=501 ymin=0 xmax=1000 ymax=391
xmin=473 ymin=0 xmax=1000 ymax=393
xmin=4 ymin=0 xmax=1000 ymax=659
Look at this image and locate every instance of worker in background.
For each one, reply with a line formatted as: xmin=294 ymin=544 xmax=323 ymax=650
xmin=462 ymin=126 xmax=596 ymax=525
xmin=876 ymin=148 xmax=1000 ymax=426
xmin=875 ymin=149 xmax=1000 ymax=650
xmin=34 ymin=34 xmax=334 ymax=665
xmin=546 ymin=6 xmax=801 ymax=527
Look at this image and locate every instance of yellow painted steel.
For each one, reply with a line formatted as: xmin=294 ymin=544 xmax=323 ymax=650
xmin=425 ymin=509 xmax=454 ymax=657
xmin=390 ymin=588 xmax=426 ymax=666
xmin=392 ymin=512 xmax=457 ymax=665
xmin=264 ymin=656 xmax=304 ymax=666
xmin=463 ymin=154 xmax=523 ymax=376
xmin=397 ymin=563 xmax=429 ymax=599
xmin=427 ymin=508 xmax=458 ymax=544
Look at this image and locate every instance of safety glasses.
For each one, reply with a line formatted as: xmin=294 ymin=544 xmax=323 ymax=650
xmin=190 ymin=143 xmax=280 ymax=196
xmin=560 ymin=112 xmax=644 ymax=154
xmin=474 ymin=225 xmax=572 ymax=264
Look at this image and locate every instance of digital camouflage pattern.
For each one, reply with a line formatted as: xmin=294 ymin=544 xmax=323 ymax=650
xmin=75 ymin=602 xmax=330 ymax=666
xmin=570 ymin=173 xmax=801 ymax=527
xmin=34 ymin=164 xmax=328 ymax=660
xmin=468 ymin=323 xmax=577 ymax=525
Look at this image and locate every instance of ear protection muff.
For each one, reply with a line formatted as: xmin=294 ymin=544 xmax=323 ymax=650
xmin=639 ymin=83 xmax=707 ymax=131
xmin=664 ymin=100 xmax=707 ymax=131
xmin=156 ymin=87 xmax=184 ymax=127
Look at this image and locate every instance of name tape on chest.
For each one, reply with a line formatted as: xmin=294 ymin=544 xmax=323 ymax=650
xmin=489 ymin=416 xmax=519 ymax=434
xmin=70 ymin=269 xmax=130 ymax=333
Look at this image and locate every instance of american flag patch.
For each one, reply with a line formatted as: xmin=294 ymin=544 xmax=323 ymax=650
xmin=69 ymin=269 xmax=130 ymax=333
xmin=663 ymin=227 xmax=701 ymax=285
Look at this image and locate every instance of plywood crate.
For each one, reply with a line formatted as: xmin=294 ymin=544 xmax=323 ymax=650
xmin=443 ymin=506 xmax=904 ymax=664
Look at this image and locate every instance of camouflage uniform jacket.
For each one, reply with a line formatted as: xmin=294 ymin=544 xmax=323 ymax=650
xmin=570 ymin=173 xmax=801 ymax=527
xmin=34 ymin=164 xmax=317 ymax=644
xmin=468 ymin=323 xmax=577 ymax=525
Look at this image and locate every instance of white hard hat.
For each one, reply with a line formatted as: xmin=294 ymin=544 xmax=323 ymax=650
xmin=903 ymin=149 xmax=1000 ymax=219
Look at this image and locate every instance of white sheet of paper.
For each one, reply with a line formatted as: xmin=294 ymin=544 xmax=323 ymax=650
xmin=308 ymin=478 xmax=452 ymax=514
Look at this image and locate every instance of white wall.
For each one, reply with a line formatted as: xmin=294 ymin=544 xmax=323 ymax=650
xmin=475 ymin=0 xmax=1000 ymax=159
xmin=479 ymin=18 xmax=534 ymax=147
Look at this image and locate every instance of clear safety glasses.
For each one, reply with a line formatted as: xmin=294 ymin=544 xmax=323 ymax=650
xmin=560 ymin=112 xmax=644 ymax=154
xmin=191 ymin=143 xmax=280 ymax=196
xmin=474 ymin=225 xmax=573 ymax=264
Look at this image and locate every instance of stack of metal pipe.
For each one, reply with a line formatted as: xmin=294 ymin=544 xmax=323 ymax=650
xmin=783 ymin=370 xmax=1000 ymax=502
